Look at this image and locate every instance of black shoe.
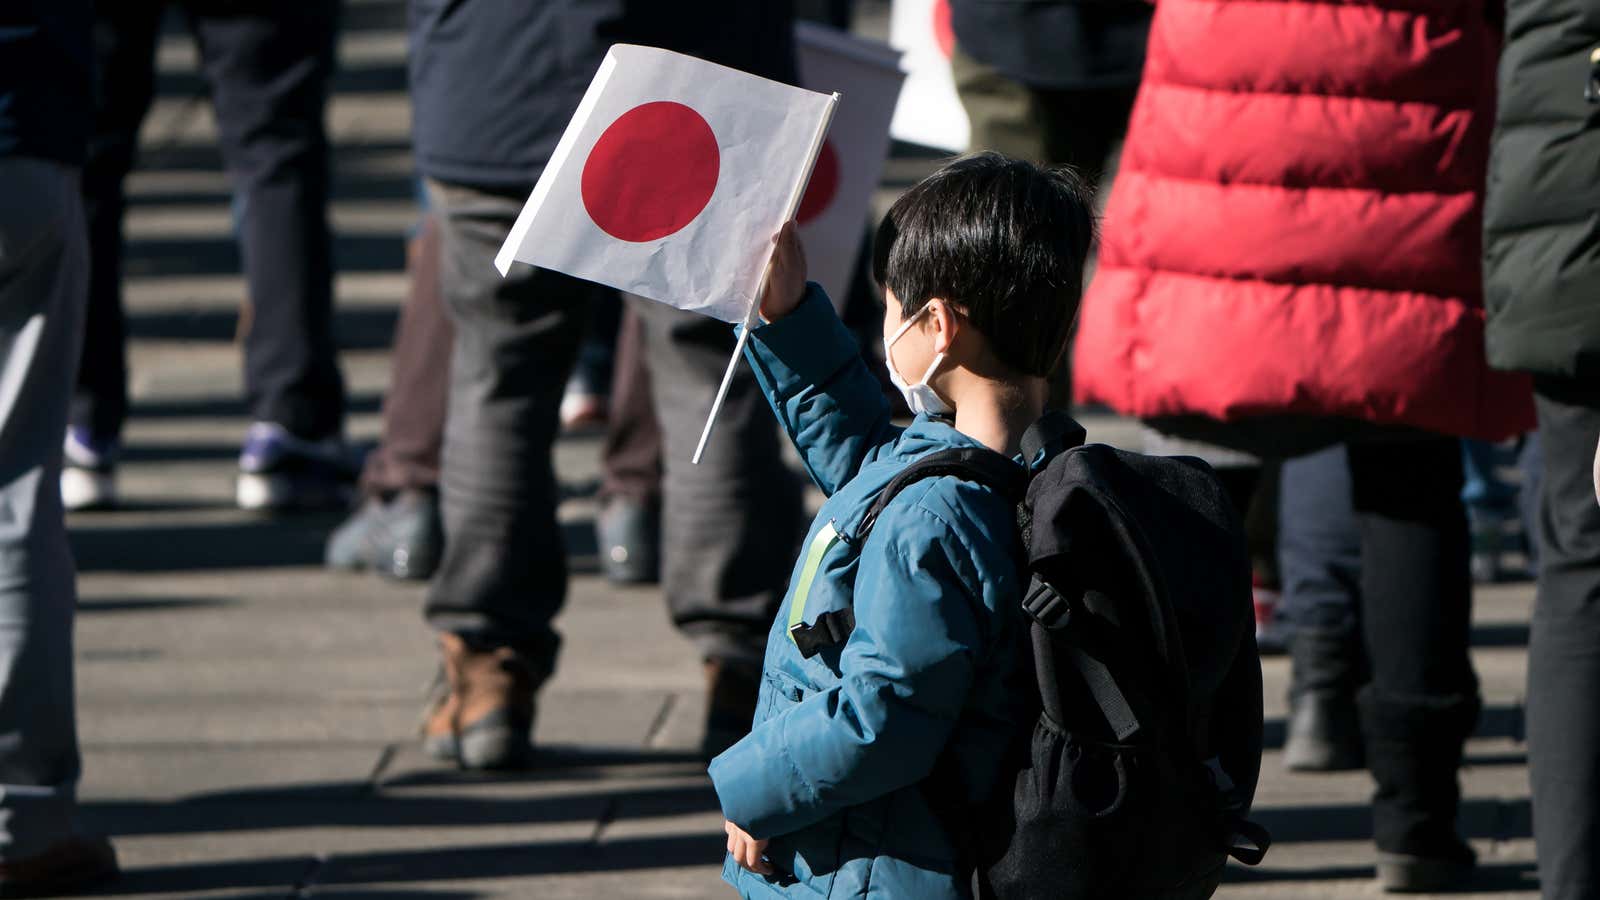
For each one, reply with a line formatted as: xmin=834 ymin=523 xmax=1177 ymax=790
xmin=596 ymin=495 xmax=660 ymax=585
xmin=1361 ymin=691 xmax=1481 ymax=893
xmin=1376 ymin=841 xmax=1477 ymax=893
xmin=1284 ymin=689 xmax=1365 ymax=772
xmin=326 ymin=489 xmax=443 ymax=580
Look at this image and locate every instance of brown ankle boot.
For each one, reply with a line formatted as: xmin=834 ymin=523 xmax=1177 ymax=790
xmin=421 ymin=633 xmax=537 ymax=770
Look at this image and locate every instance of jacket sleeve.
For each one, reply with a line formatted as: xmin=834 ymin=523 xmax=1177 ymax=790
xmin=743 ymin=283 xmax=898 ymax=497
xmin=708 ymin=500 xmax=984 ymax=839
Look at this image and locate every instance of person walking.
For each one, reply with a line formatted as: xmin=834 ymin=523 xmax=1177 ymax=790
xmin=0 ymin=4 xmax=120 ymax=894
xmin=1483 ymin=17 xmax=1600 ymax=898
xmin=1071 ymin=0 xmax=1535 ymax=890
xmin=326 ymin=193 xmax=450 ymax=581
xmin=410 ymin=0 xmax=804 ymax=771
xmin=66 ymin=0 xmax=351 ymax=512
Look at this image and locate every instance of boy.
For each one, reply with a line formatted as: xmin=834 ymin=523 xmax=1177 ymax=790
xmin=708 ymin=153 xmax=1096 ymax=898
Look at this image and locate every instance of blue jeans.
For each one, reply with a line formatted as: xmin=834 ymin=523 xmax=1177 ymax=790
xmin=0 ymin=159 xmax=89 ymax=860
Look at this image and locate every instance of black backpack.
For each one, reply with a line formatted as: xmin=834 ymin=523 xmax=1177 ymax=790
xmin=847 ymin=414 xmax=1271 ymax=899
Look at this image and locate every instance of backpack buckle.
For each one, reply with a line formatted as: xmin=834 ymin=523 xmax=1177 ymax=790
xmin=1022 ymin=579 xmax=1074 ymax=630
xmin=790 ymin=608 xmax=856 ymax=659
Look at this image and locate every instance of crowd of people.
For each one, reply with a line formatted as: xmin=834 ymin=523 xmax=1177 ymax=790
xmin=0 ymin=0 xmax=1595 ymax=897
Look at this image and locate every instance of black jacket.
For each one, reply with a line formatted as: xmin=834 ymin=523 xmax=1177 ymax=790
xmin=1483 ymin=0 xmax=1600 ymax=378
xmin=949 ymin=0 xmax=1150 ymax=90
xmin=0 ymin=0 xmax=92 ymax=164
xmin=408 ymin=0 xmax=796 ymax=188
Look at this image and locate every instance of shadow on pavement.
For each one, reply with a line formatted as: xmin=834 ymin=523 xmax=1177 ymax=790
xmin=1250 ymin=797 xmax=1531 ymax=844
xmin=77 ymin=596 xmax=233 ymax=614
xmin=129 ymin=393 xmax=383 ymax=421
xmin=1263 ymin=703 xmax=1525 ymax=751
xmin=1223 ymin=861 xmax=1538 ymax=892
xmin=83 ymin=774 xmax=718 ymax=839
xmin=71 ymin=514 xmax=344 ymax=571
xmin=87 ymin=834 xmax=721 ymax=896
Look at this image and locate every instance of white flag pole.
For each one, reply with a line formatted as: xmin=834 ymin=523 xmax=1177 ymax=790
xmin=692 ymin=92 xmax=840 ymax=465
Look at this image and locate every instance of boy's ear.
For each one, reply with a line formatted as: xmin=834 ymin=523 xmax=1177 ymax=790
xmin=926 ymin=298 xmax=961 ymax=354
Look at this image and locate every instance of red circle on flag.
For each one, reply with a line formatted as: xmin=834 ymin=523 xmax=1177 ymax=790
xmin=581 ymin=102 xmax=720 ymax=243
xmin=933 ymin=0 xmax=955 ymax=59
xmin=796 ymin=140 xmax=841 ymax=225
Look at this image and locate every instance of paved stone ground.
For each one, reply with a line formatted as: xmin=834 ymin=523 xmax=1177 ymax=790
xmin=69 ymin=2 xmax=1540 ymax=897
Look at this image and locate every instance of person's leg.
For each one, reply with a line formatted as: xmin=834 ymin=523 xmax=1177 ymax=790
xmin=420 ymin=179 xmax=592 ymax=769
xmin=65 ymin=2 xmax=166 ymax=510
xmin=596 ymin=305 xmax=663 ymax=584
xmin=327 ymin=208 xmax=451 ymax=579
xmin=1037 ymin=84 xmax=1140 ymax=183
xmin=0 ymin=159 xmax=118 ymax=889
xmin=190 ymin=3 xmax=349 ymax=506
xmin=950 ymin=44 xmax=1050 ymax=164
xmin=1277 ymin=445 xmax=1367 ymax=771
xmin=1346 ymin=438 xmax=1479 ymax=889
xmin=360 ymin=212 xmax=451 ymax=498
xmin=629 ymin=296 xmax=803 ymax=756
xmin=1526 ymin=378 xmax=1600 ymax=900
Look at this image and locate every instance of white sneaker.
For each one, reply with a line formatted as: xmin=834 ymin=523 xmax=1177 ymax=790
xmin=61 ymin=428 xmax=118 ymax=511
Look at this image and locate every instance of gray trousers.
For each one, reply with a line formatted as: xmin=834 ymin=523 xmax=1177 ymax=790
xmin=423 ymin=180 xmax=801 ymax=678
xmin=1527 ymin=379 xmax=1600 ymax=900
xmin=629 ymin=297 xmax=802 ymax=669
xmin=0 ymin=159 xmax=89 ymax=861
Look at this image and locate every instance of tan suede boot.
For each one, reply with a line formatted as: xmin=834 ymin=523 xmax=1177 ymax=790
xmin=420 ymin=633 xmax=537 ymax=770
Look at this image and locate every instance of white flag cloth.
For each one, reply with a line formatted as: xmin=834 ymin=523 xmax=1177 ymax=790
xmin=495 ymin=44 xmax=838 ymax=326
xmin=889 ymin=0 xmax=970 ymax=152
xmin=794 ymin=24 xmax=904 ymax=309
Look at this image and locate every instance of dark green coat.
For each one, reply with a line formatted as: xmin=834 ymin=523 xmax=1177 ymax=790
xmin=1483 ymin=0 xmax=1600 ymax=377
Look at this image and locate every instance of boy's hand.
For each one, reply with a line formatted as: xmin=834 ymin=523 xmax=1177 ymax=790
xmin=758 ymin=222 xmax=807 ymax=323
xmin=724 ymin=819 xmax=773 ymax=876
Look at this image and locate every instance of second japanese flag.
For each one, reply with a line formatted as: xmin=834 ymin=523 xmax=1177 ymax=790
xmin=495 ymin=45 xmax=839 ymax=325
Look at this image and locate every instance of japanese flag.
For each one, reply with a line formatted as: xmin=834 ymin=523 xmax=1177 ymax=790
xmin=889 ymin=0 xmax=969 ymax=152
xmin=794 ymin=24 xmax=904 ymax=309
xmin=495 ymin=45 xmax=839 ymax=326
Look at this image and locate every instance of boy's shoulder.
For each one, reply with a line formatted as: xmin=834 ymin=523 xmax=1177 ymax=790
xmin=838 ymin=439 xmax=1021 ymax=568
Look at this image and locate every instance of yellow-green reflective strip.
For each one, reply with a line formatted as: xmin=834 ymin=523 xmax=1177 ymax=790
xmin=788 ymin=521 xmax=841 ymax=644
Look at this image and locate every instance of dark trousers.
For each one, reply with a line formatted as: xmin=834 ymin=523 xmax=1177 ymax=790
xmin=600 ymin=307 xmax=662 ymax=505
xmin=628 ymin=297 xmax=804 ymax=668
xmin=421 ymin=180 xmax=594 ymax=687
xmin=1527 ymin=378 xmax=1600 ymax=900
xmin=78 ymin=1 xmax=345 ymax=441
xmin=360 ymin=214 xmax=451 ymax=496
xmin=422 ymin=181 xmax=801 ymax=679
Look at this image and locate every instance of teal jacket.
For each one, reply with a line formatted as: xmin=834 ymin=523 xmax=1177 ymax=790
xmin=709 ymin=286 xmax=1034 ymax=899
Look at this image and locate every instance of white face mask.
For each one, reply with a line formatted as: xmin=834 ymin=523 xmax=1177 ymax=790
xmin=884 ymin=304 xmax=953 ymax=417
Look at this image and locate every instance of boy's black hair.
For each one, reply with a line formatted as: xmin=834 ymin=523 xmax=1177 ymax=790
xmin=871 ymin=152 xmax=1096 ymax=378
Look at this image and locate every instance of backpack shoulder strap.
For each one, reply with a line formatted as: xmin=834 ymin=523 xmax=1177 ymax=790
xmin=855 ymin=447 xmax=1028 ymax=544
xmin=790 ymin=447 xmax=1027 ymax=659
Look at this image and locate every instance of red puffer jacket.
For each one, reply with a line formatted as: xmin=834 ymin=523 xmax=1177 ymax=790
xmin=1073 ymin=0 xmax=1535 ymax=442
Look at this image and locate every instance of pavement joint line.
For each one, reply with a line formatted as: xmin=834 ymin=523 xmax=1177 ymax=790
xmin=587 ymin=796 xmax=620 ymax=848
xmin=362 ymin=743 xmax=400 ymax=794
xmin=642 ymin=692 xmax=679 ymax=749
xmin=288 ymin=854 xmax=328 ymax=899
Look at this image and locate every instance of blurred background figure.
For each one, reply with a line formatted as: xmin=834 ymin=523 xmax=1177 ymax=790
xmin=408 ymin=0 xmax=805 ymax=773
xmin=1483 ymin=13 xmax=1600 ymax=898
xmin=67 ymin=0 xmax=350 ymax=514
xmin=1071 ymin=0 xmax=1535 ymax=891
xmin=947 ymin=0 xmax=1149 ymax=182
xmin=0 ymin=3 xmax=120 ymax=895
xmin=325 ymin=182 xmax=449 ymax=581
